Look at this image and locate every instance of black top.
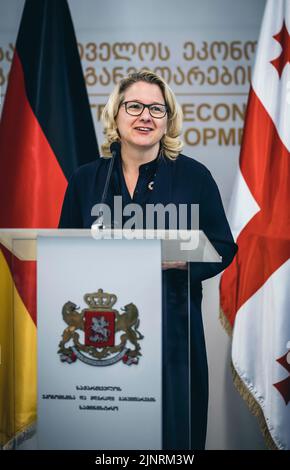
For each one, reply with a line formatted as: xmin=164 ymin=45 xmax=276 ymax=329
xmin=115 ymin=151 xmax=159 ymax=206
xmin=59 ymin=150 xmax=237 ymax=450
xmin=59 ymin=151 xmax=237 ymax=283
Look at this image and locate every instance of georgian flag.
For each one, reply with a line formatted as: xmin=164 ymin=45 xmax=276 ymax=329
xmin=220 ymin=0 xmax=290 ymax=450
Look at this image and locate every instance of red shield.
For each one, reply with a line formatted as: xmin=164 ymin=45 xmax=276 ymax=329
xmin=84 ymin=311 xmax=115 ymax=348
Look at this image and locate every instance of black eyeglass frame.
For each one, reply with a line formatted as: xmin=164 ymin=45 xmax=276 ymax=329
xmin=121 ymin=101 xmax=168 ymax=119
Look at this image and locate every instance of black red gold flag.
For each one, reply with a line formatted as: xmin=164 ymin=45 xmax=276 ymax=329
xmin=0 ymin=0 xmax=98 ymax=448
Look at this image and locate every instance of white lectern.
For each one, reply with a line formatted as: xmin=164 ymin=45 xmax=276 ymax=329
xmin=0 ymin=229 xmax=220 ymax=450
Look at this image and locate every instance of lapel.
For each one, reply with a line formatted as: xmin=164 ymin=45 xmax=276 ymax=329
xmin=147 ymin=155 xmax=173 ymax=205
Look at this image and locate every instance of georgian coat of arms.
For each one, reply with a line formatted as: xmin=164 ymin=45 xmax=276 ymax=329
xmin=58 ymin=289 xmax=144 ymax=366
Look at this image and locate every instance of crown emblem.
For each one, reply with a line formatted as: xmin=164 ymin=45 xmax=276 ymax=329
xmin=84 ymin=289 xmax=117 ymax=309
xmin=58 ymin=289 xmax=144 ymax=367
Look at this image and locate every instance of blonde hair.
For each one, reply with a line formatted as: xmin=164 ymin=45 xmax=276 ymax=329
xmin=101 ymin=70 xmax=183 ymax=160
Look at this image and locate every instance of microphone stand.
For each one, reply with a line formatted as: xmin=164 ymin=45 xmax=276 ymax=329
xmin=94 ymin=143 xmax=119 ymax=229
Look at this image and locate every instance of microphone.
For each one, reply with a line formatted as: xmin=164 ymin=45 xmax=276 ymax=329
xmin=101 ymin=141 xmax=120 ymax=205
xmin=94 ymin=141 xmax=120 ymax=229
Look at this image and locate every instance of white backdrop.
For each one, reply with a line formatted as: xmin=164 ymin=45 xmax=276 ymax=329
xmin=0 ymin=0 xmax=267 ymax=449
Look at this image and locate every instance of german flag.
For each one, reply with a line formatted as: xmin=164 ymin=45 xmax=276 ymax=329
xmin=0 ymin=0 xmax=98 ymax=448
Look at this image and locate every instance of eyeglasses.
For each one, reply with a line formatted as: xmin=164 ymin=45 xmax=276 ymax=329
xmin=122 ymin=101 xmax=167 ymax=119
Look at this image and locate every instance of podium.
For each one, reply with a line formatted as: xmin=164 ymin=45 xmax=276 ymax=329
xmin=0 ymin=229 xmax=220 ymax=450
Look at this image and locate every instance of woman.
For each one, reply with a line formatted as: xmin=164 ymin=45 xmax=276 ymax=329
xmin=59 ymin=70 xmax=237 ymax=449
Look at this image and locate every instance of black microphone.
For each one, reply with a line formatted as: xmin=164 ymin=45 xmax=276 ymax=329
xmin=94 ymin=141 xmax=120 ymax=229
xmin=100 ymin=141 xmax=120 ymax=205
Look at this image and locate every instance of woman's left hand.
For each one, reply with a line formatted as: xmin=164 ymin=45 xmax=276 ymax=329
xmin=162 ymin=261 xmax=187 ymax=270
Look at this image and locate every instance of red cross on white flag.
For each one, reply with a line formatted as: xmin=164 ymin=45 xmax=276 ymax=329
xmin=220 ymin=0 xmax=290 ymax=450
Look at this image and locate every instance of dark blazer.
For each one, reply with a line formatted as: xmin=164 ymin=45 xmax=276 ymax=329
xmin=59 ymin=153 xmax=236 ymax=276
xmin=59 ymin=153 xmax=237 ymax=449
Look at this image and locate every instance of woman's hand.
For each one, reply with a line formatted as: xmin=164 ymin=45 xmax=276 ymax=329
xmin=162 ymin=261 xmax=187 ymax=270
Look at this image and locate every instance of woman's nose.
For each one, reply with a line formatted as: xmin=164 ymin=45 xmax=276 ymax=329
xmin=140 ymin=107 xmax=152 ymax=120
